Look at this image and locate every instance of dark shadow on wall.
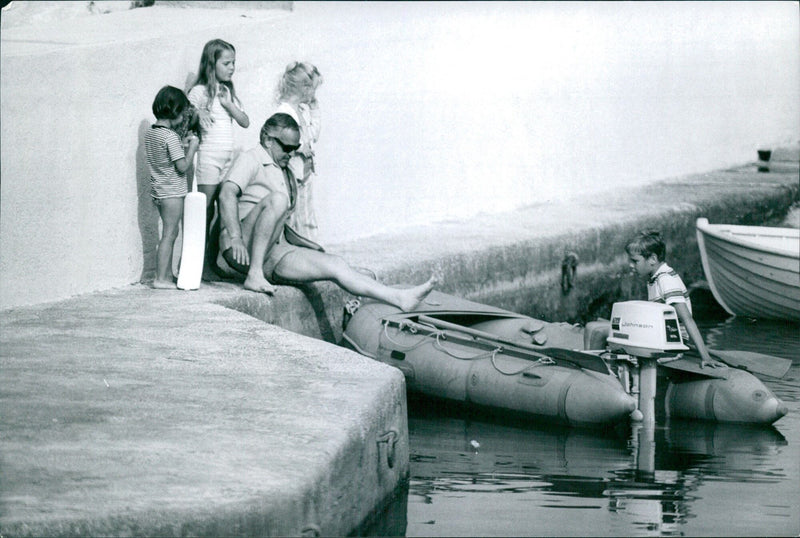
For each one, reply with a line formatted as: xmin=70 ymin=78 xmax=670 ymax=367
xmin=296 ymin=283 xmax=338 ymax=343
xmin=136 ymin=118 xmax=159 ymax=283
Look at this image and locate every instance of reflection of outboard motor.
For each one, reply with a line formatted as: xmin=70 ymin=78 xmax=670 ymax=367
xmin=603 ymin=301 xmax=787 ymax=425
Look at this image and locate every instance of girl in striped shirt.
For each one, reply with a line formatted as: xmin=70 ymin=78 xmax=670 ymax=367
xmin=145 ymin=86 xmax=199 ymax=289
xmin=187 ymin=39 xmax=249 ymax=272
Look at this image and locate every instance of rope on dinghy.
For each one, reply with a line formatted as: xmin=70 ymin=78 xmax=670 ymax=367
xmin=381 ymin=319 xmax=557 ymax=376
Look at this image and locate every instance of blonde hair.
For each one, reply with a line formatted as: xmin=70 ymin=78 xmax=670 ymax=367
xmin=275 ymin=61 xmax=323 ymax=104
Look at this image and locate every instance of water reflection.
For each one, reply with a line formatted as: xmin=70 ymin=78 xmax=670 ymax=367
xmin=702 ymin=316 xmax=800 ymax=363
xmin=394 ymin=398 xmax=791 ymax=537
xmin=362 ymin=313 xmax=799 ymax=536
xmin=606 ymin=422 xmax=788 ymax=536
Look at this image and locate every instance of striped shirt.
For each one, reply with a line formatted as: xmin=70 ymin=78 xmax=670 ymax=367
xmin=188 ymin=85 xmax=241 ymax=153
xmin=648 ymin=263 xmax=692 ymax=313
xmin=145 ymin=125 xmax=187 ymax=199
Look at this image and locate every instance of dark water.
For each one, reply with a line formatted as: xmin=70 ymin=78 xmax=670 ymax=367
xmin=365 ymin=312 xmax=799 ymax=537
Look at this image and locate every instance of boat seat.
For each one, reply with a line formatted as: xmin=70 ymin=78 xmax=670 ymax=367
xmin=584 ymin=320 xmax=610 ymax=350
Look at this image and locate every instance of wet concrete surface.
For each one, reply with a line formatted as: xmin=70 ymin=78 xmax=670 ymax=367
xmin=1 ymin=285 xmax=409 ymax=536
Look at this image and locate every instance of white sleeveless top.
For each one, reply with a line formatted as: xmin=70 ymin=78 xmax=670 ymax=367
xmin=188 ymin=84 xmax=240 ymax=153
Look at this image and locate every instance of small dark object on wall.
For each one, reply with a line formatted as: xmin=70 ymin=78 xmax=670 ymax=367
xmin=758 ymin=149 xmax=771 ymax=172
xmin=561 ymin=252 xmax=579 ymax=294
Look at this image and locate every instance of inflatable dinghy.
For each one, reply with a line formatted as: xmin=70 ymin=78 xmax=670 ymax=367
xmin=342 ymin=292 xmax=636 ymax=427
xmin=342 ymin=292 xmax=788 ymax=426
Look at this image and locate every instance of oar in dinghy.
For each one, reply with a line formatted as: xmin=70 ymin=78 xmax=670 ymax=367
xmin=681 ymin=347 xmax=792 ymax=378
xmin=708 ymin=349 xmax=792 ymax=378
xmin=416 ymin=315 xmax=611 ymax=375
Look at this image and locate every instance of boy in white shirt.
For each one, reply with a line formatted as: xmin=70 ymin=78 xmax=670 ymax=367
xmin=626 ymin=231 xmax=715 ymax=368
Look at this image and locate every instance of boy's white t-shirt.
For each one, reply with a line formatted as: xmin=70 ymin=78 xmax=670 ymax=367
xmin=647 ymin=263 xmax=692 ymax=313
xmin=648 ymin=262 xmax=692 ymax=341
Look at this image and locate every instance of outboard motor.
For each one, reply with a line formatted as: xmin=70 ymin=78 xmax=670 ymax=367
xmin=604 ymin=301 xmax=787 ymax=425
xmin=605 ymin=301 xmax=688 ymax=426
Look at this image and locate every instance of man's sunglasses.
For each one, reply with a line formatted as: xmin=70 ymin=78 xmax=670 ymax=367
xmin=271 ymin=137 xmax=301 ymax=153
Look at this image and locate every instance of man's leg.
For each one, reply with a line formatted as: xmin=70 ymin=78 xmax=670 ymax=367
xmin=240 ymin=192 xmax=290 ymax=294
xmin=273 ymin=249 xmax=436 ymax=311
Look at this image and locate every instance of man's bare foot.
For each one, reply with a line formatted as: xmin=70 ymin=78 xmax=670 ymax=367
xmin=397 ymin=275 xmax=437 ymax=311
xmin=152 ymin=279 xmax=177 ymax=290
xmin=244 ymin=273 xmax=276 ymax=295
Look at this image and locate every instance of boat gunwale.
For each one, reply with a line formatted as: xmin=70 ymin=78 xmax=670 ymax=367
xmin=696 ymin=218 xmax=800 ymax=259
xmin=696 ymin=217 xmax=800 ymax=320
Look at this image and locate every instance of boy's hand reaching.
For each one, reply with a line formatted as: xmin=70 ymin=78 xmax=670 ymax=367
xmin=673 ymin=302 xmax=717 ymax=369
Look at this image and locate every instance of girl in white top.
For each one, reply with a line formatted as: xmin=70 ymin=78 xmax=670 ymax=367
xmin=187 ymin=39 xmax=249 ymax=268
xmin=274 ymin=61 xmax=323 ymax=242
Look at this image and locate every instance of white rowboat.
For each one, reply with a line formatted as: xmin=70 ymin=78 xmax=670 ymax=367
xmin=696 ymin=218 xmax=800 ymax=321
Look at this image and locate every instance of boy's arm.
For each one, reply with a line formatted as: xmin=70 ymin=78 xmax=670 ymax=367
xmin=673 ymin=302 xmax=714 ymax=367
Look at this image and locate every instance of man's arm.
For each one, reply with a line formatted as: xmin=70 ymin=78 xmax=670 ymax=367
xmin=218 ymin=181 xmax=249 ymax=267
xmin=673 ymin=302 xmax=714 ymax=367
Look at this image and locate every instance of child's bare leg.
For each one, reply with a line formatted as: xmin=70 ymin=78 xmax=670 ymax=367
xmin=198 ymin=183 xmax=219 ymax=237
xmin=154 ymin=197 xmax=184 ymax=289
xmin=199 ymin=184 xmax=221 ymax=280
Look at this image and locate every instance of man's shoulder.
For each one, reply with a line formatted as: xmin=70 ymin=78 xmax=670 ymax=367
xmin=236 ymin=145 xmax=271 ymax=166
xmin=227 ymin=146 xmax=266 ymax=185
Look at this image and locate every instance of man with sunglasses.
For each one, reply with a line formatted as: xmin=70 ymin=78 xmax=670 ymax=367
xmin=216 ymin=113 xmax=436 ymax=310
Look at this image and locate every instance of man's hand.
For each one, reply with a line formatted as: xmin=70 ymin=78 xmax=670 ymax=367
xmin=228 ymin=236 xmax=249 ymax=267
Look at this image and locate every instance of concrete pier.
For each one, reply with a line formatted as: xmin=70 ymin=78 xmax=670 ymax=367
xmin=1 ymin=284 xmax=410 ymax=537
xmin=1 ymin=149 xmax=797 ymax=535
